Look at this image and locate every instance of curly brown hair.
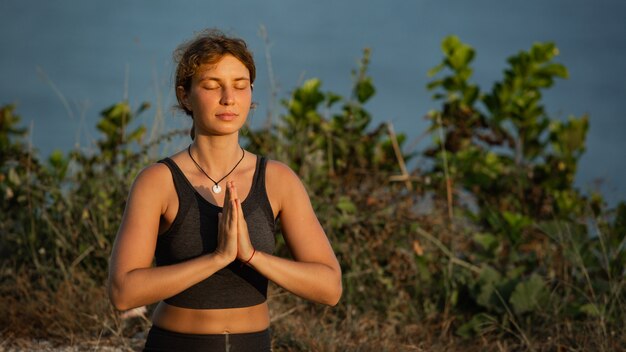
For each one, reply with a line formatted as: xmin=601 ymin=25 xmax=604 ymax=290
xmin=173 ymin=29 xmax=256 ymax=138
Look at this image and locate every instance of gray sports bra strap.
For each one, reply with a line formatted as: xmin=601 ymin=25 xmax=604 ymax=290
xmin=254 ymin=157 xmax=267 ymax=191
xmin=157 ymin=158 xmax=194 ymax=219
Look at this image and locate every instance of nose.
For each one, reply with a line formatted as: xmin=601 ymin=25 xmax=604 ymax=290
xmin=220 ymin=87 xmax=235 ymax=106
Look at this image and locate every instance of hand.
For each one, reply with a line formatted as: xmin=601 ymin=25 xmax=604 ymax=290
xmin=229 ymin=182 xmax=255 ymax=263
xmin=214 ymin=181 xmax=238 ymax=264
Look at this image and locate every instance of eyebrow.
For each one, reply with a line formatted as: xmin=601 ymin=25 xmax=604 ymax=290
xmin=198 ymin=76 xmax=250 ymax=83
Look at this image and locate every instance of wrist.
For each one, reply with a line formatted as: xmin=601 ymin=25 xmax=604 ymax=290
xmin=243 ymin=248 xmax=257 ymax=266
xmin=210 ymin=251 xmax=234 ymax=267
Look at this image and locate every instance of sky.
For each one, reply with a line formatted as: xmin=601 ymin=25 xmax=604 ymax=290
xmin=1 ymin=0 xmax=625 ymax=206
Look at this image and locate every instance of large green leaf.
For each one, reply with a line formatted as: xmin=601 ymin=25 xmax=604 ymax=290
xmin=356 ymin=77 xmax=375 ymax=103
xmin=509 ymin=274 xmax=548 ymax=315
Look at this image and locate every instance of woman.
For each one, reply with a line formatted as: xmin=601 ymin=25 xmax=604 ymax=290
xmin=108 ymin=29 xmax=342 ymax=351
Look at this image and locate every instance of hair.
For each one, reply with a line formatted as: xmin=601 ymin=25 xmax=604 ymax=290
xmin=173 ymin=29 xmax=256 ymax=139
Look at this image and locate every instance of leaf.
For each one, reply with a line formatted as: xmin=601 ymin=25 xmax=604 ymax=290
xmin=473 ymin=232 xmax=497 ymax=252
xmin=449 ymin=45 xmax=475 ymax=70
xmin=456 ymin=313 xmax=496 ymax=338
xmin=540 ymin=63 xmax=568 ymax=79
xmin=48 ymin=149 xmax=69 ymax=179
xmin=579 ymin=303 xmax=601 ymax=317
xmin=356 ymin=77 xmax=376 ymax=103
xmin=502 ymin=211 xmax=533 ymax=231
xmin=48 ymin=149 xmax=66 ymax=168
xmin=325 ymin=93 xmax=342 ymax=107
xmin=440 ymin=36 xmax=475 ymax=70
xmin=463 ymin=85 xmax=480 ymax=105
xmin=509 ymin=274 xmax=548 ymax=315
xmin=426 ymin=79 xmax=443 ymax=91
xmin=530 ymin=42 xmax=557 ymax=62
xmin=300 ymin=78 xmax=322 ymax=97
xmin=427 ymin=63 xmax=445 ymax=77
xmin=135 ymin=102 xmax=151 ymax=115
xmin=127 ymin=126 xmax=146 ymax=143
xmin=8 ymin=168 xmax=20 ymax=185
xmin=476 ymin=265 xmax=502 ymax=309
xmin=337 ymin=196 xmax=357 ymax=214
xmin=96 ymin=118 xmax=116 ymax=136
xmin=442 ymin=35 xmax=462 ymax=55
xmin=101 ymin=102 xmax=131 ymax=124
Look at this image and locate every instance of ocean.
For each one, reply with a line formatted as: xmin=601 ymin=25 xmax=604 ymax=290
xmin=1 ymin=0 xmax=625 ymax=205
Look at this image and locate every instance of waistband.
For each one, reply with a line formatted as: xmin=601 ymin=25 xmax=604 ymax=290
xmin=144 ymin=325 xmax=271 ymax=352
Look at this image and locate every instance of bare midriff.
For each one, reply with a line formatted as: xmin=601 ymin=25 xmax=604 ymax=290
xmin=151 ymin=301 xmax=270 ymax=334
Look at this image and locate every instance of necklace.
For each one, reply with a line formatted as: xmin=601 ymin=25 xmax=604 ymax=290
xmin=187 ymin=144 xmax=245 ymax=194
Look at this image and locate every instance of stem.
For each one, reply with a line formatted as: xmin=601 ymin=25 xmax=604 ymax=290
xmin=387 ymin=122 xmax=412 ymax=191
xmin=436 ymin=113 xmax=454 ymax=222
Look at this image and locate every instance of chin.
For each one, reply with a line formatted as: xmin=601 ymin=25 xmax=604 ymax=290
xmin=211 ymin=126 xmax=243 ymax=136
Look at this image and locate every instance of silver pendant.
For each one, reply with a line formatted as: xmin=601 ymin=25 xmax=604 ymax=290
xmin=212 ymin=184 xmax=222 ymax=194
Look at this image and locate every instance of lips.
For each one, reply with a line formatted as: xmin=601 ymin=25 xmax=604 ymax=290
xmin=215 ymin=112 xmax=238 ymax=121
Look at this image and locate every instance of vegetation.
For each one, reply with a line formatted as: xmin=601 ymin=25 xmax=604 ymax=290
xmin=1 ymin=36 xmax=624 ymax=351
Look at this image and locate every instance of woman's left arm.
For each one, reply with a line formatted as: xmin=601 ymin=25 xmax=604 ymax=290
xmin=235 ymin=161 xmax=342 ymax=306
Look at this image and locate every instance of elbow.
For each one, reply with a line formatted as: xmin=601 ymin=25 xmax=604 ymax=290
xmin=108 ymin=279 xmax=133 ymax=311
xmin=323 ymin=273 xmax=343 ymax=307
xmin=326 ymin=285 xmax=342 ymax=307
xmin=110 ymin=294 xmax=129 ymax=312
xmin=108 ymin=286 xmax=126 ymax=311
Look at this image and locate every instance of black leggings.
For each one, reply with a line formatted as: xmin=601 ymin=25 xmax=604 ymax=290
xmin=143 ymin=325 xmax=271 ymax=352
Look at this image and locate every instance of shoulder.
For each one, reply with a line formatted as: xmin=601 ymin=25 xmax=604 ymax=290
xmin=126 ymin=161 xmax=174 ymax=210
xmin=132 ymin=161 xmax=172 ymax=189
xmin=264 ymin=159 xmax=312 ymax=212
xmin=115 ymin=163 xmax=175 ymax=218
xmin=265 ymin=159 xmax=302 ymax=189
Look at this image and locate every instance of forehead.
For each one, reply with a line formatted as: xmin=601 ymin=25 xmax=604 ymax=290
xmin=195 ymin=55 xmax=250 ymax=79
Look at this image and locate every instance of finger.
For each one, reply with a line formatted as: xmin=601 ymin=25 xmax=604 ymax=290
xmin=228 ymin=199 xmax=238 ymax=232
xmin=230 ymin=181 xmax=238 ymax=201
xmin=225 ymin=182 xmax=237 ymax=220
xmin=223 ymin=182 xmax=232 ymax=216
xmin=235 ymin=198 xmax=253 ymax=261
xmin=217 ymin=212 xmax=224 ymax=233
xmin=224 ymin=181 xmax=231 ymax=200
xmin=236 ymin=198 xmax=249 ymax=234
xmin=236 ymin=198 xmax=244 ymax=221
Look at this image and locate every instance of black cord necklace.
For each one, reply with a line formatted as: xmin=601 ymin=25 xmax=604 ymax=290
xmin=187 ymin=144 xmax=245 ymax=194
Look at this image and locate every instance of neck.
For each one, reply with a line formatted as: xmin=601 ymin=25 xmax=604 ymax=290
xmin=190 ymin=133 xmax=243 ymax=175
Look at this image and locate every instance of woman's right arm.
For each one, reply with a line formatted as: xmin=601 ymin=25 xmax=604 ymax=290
xmin=107 ymin=164 xmax=237 ymax=311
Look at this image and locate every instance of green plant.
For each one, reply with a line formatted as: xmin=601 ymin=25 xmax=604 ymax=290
xmin=422 ymin=36 xmax=624 ymax=350
xmin=246 ymin=48 xmax=410 ymax=190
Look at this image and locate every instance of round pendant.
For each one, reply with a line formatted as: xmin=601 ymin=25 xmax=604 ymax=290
xmin=212 ymin=184 xmax=222 ymax=194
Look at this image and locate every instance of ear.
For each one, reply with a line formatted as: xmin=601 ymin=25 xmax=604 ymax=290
xmin=176 ymin=86 xmax=191 ymax=111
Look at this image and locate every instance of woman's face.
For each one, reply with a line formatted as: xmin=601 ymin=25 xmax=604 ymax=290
xmin=180 ymin=54 xmax=252 ymax=137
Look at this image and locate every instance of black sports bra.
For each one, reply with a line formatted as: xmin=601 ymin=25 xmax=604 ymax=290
xmin=155 ymin=156 xmax=276 ymax=309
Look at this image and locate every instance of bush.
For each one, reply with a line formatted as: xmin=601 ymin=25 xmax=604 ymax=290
xmin=0 ymin=39 xmax=624 ymax=351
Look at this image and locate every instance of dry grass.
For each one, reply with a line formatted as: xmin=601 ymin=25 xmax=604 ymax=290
xmin=0 ymin=267 xmax=623 ymax=351
xmin=0 ymin=269 xmax=143 ymax=351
